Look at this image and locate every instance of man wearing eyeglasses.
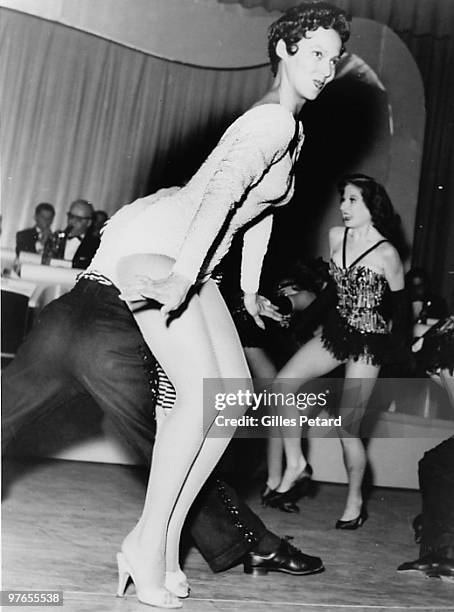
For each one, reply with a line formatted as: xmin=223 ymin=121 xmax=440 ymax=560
xmin=61 ymin=199 xmax=100 ymax=269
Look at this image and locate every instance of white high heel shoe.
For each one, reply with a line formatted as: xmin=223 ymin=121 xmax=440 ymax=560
xmin=116 ymin=552 xmax=182 ymax=609
xmin=165 ymin=569 xmax=190 ymax=598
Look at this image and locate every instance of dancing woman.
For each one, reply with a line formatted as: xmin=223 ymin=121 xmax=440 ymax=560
xmin=84 ymin=3 xmax=349 ymax=607
xmin=267 ymin=174 xmax=407 ymax=526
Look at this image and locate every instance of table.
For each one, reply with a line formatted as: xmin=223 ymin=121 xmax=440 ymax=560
xmin=19 ymin=262 xmax=82 ymax=311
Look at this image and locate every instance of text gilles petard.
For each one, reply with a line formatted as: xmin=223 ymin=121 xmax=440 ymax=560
xmin=212 ymin=389 xmax=341 ymax=428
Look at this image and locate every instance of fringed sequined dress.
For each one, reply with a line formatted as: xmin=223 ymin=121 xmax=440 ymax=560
xmin=321 ymin=229 xmax=391 ymax=366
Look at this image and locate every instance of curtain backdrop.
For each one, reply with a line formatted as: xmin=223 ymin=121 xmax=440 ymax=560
xmin=219 ymin=0 xmax=454 ymax=305
xmin=219 ymin=0 xmax=454 ymax=36
xmin=0 ymin=9 xmax=271 ymax=243
xmin=1 ymin=3 xmax=453 ymax=305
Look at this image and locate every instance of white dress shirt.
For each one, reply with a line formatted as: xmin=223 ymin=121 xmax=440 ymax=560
xmin=64 ymin=235 xmax=83 ymax=261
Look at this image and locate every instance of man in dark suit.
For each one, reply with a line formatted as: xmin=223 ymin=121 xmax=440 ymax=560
xmin=56 ymin=199 xmax=100 ymax=269
xmin=90 ymin=209 xmax=109 ymax=238
xmin=2 ymin=274 xmax=323 ymax=579
xmin=16 ymin=202 xmax=55 ymax=256
xmin=398 ymin=437 xmax=454 ymax=580
xmin=406 ymin=267 xmax=448 ymax=324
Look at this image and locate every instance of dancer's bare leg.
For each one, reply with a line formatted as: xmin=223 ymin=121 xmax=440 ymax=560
xmin=117 ymin=257 xmax=244 ymax=597
xmin=273 ymin=335 xmax=342 ymax=492
xmin=266 ymin=436 xmax=284 ymax=490
xmin=165 ymin=280 xmax=253 ymax=573
xmin=337 ymin=359 xmax=379 ymax=521
xmin=244 ymin=347 xmax=282 ymax=491
xmin=245 ymin=346 xmax=277 ymax=381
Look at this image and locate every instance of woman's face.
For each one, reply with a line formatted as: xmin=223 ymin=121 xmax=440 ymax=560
xmin=279 ymin=27 xmax=342 ymax=102
xmin=277 ymin=281 xmax=301 ymax=297
xmin=339 ymin=184 xmax=372 ymax=229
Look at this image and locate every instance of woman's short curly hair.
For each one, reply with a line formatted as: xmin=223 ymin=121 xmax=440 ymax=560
xmin=268 ymin=1 xmax=351 ymax=76
xmin=337 ymin=174 xmax=403 ymax=248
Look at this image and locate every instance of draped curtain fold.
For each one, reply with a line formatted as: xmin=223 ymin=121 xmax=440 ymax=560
xmin=400 ymin=30 xmax=454 ymax=307
xmin=0 ymin=9 xmax=271 ymax=243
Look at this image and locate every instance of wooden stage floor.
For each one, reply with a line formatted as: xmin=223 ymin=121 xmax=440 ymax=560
xmin=2 ymin=458 xmax=453 ymax=612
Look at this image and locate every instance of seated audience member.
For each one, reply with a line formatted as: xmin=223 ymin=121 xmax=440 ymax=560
xmin=398 ymin=436 xmax=454 ymax=582
xmin=90 ymin=210 xmax=109 ymax=238
xmin=398 ymin=315 xmax=454 ymax=581
xmin=406 ymin=267 xmax=448 ymax=325
xmin=52 ymin=199 xmax=100 ymax=269
xmin=16 ymin=202 xmax=55 ymax=256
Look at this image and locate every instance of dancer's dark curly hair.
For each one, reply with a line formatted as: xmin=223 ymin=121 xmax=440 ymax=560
xmin=268 ymin=2 xmax=350 ymax=76
xmin=338 ymin=174 xmax=404 ymax=251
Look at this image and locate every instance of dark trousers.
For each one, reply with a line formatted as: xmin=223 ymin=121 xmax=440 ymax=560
xmin=2 ymin=279 xmax=278 ymax=572
xmin=419 ymin=436 xmax=454 ymax=559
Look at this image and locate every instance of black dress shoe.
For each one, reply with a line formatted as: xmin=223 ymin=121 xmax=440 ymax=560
xmin=427 ymin=558 xmax=454 ymax=581
xmin=335 ymin=508 xmax=368 ymax=530
xmin=397 ymin=553 xmax=443 ymax=573
xmin=244 ymin=538 xmax=324 ymax=576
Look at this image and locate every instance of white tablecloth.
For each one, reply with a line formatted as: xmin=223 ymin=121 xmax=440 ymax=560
xmin=2 ymin=261 xmax=83 ymax=311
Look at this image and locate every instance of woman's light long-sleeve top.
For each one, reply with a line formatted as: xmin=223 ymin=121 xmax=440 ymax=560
xmin=88 ymin=104 xmax=304 ymax=293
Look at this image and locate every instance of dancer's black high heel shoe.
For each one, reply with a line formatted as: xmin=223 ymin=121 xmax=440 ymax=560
xmin=260 ymin=484 xmax=276 ymax=506
xmin=335 ymin=507 xmax=368 ymax=530
xmin=266 ymin=465 xmax=314 ymax=512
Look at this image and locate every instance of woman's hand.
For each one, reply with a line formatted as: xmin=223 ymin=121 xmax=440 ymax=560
xmin=120 ymin=272 xmax=192 ymax=317
xmin=243 ymin=293 xmax=284 ymax=329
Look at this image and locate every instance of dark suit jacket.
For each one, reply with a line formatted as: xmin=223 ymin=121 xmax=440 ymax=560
xmin=67 ymin=234 xmax=100 ymax=270
xmin=417 ymin=294 xmax=448 ymax=322
xmin=16 ymin=227 xmax=40 ymax=255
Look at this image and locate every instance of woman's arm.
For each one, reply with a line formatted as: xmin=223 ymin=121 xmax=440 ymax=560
xmin=381 ymin=243 xmax=404 ymax=292
xmin=381 ymin=243 xmax=411 ymax=359
xmin=240 ymin=214 xmax=283 ymax=328
xmin=172 ymin=106 xmax=296 ymax=285
xmin=121 ymin=107 xmax=296 ymax=314
xmin=240 ymin=214 xmax=273 ymax=295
